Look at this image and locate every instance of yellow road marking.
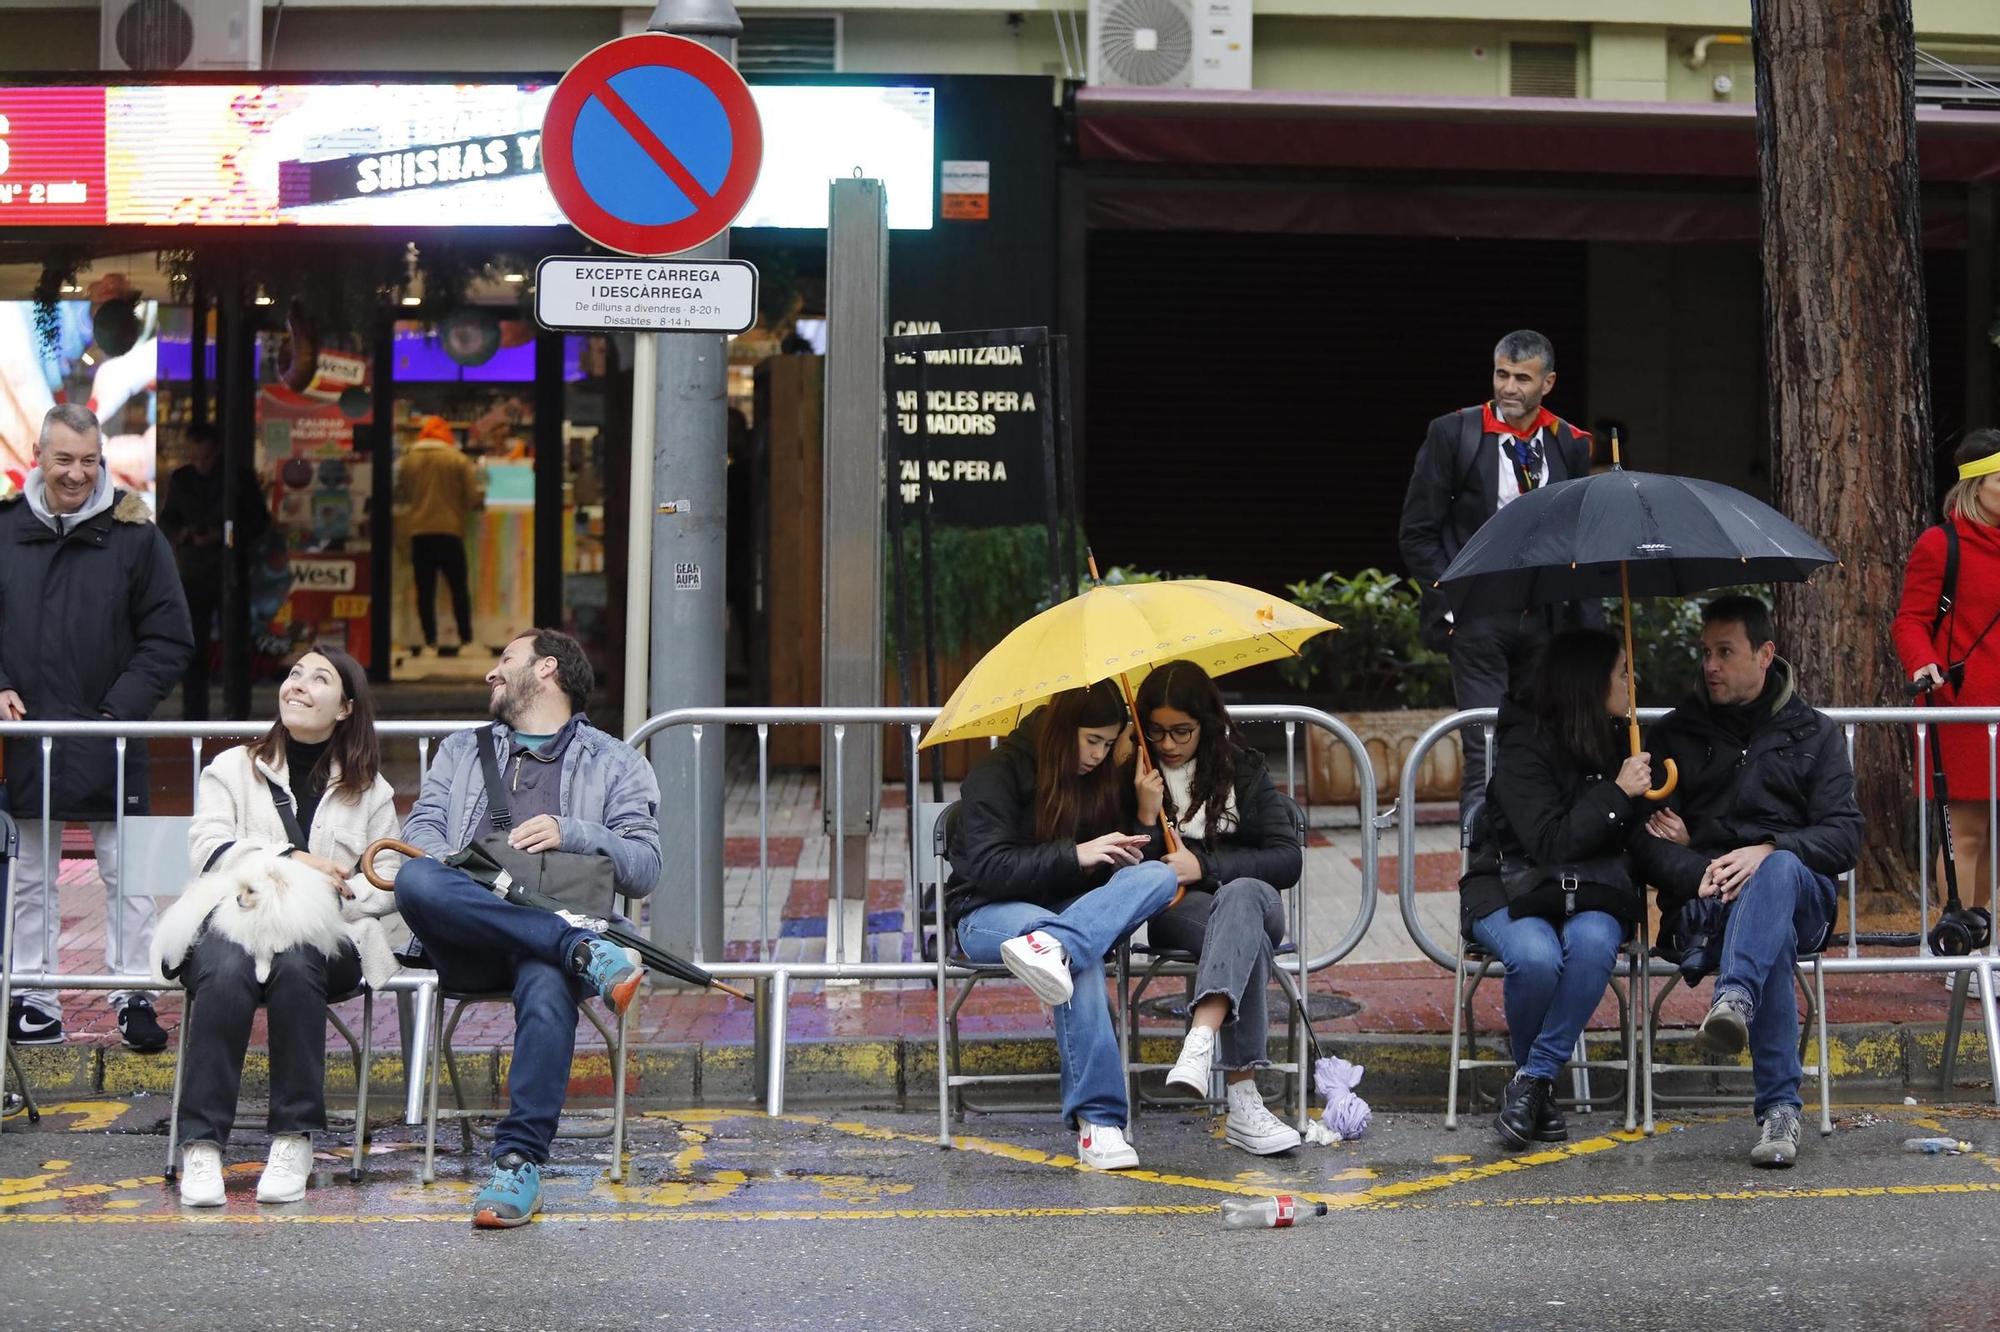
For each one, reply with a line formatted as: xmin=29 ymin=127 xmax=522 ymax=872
xmin=596 ymin=1120 xmax=747 ymax=1208
xmin=36 ymin=1102 xmax=132 ymax=1133
xmin=1451 ymin=1181 xmax=2000 ymax=1208
xmin=782 ymin=1113 xmax=1659 ymax=1210
xmin=0 ymin=1172 xmax=166 ymax=1209
xmin=0 ymin=1204 xmax=1219 ymax=1226
xmin=5 ymin=1179 xmax=1997 ymax=1227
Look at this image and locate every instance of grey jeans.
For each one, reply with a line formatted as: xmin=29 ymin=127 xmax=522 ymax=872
xmin=1147 ymin=877 xmax=1287 ymax=1070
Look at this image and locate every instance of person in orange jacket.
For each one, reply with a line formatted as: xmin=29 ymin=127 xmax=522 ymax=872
xmin=393 ymin=415 xmax=484 ymax=657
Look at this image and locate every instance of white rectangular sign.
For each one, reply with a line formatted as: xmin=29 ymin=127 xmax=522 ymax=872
xmin=533 ymin=257 xmax=759 ymax=334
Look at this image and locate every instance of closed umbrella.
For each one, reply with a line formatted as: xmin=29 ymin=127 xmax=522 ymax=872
xmin=359 ymin=838 xmax=752 ymax=1001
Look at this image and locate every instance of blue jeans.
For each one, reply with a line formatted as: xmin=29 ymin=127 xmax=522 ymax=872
xmin=394 ymin=856 xmax=596 ymax=1164
xmin=1710 ymin=850 xmax=1834 ymax=1118
xmin=1469 ymin=907 xmax=1624 ymax=1083
xmin=956 ymin=860 xmax=1180 ymax=1130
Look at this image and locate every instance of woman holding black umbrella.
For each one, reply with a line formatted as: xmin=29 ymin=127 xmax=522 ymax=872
xmin=1459 ymin=629 xmax=1650 ymax=1148
xmin=1894 ymin=428 xmax=2000 ymax=935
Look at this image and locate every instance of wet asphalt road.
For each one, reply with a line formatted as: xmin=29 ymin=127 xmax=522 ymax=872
xmin=1 ymin=1095 xmax=1997 ymax=1331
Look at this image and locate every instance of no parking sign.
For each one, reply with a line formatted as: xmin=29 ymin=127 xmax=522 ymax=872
xmin=541 ymin=33 xmax=764 ymax=257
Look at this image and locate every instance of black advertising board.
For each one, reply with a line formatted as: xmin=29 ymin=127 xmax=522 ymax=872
xmin=885 ymin=333 xmax=1047 ymax=528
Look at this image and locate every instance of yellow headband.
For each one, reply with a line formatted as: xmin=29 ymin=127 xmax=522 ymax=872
xmin=1961 ymin=451 xmax=2000 ymax=481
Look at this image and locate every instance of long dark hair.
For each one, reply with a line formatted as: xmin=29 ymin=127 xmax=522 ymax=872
xmin=1529 ymin=629 xmax=1625 ymax=774
xmin=1032 ymin=684 xmax=1127 ymax=844
xmin=253 ymin=644 xmax=380 ymax=797
xmin=1135 ymin=660 xmax=1243 ymax=841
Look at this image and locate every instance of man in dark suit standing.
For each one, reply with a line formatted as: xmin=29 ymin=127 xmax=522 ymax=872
xmin=1398 ymin=330 xmax=1598 ymax=842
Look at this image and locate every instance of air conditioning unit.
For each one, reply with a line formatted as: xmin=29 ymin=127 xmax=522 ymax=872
xmin=101 ymin=0 xmax=261 ymax=72
xmin=1087 ymin=0 xmax=1251 ymax=90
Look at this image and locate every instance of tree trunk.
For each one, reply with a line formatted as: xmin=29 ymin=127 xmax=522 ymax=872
xmin=1754 ymin=0 xmax=1932 ymax=897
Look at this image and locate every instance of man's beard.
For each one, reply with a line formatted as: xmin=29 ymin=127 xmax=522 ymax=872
xmin=490 ymin=675 xmax=527 ymax=726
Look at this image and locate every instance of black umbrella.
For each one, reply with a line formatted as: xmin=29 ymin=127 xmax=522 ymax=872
xmin=361 ymin=838 xmax=752 ymax=1002
xmin=1436 ymin=440 xmax=1838 ymax=797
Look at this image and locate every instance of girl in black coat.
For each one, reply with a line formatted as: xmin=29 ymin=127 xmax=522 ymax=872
xmin=1134 ymin=661 xmax=1305 ymax=1156
xmin=943 ymin=681 xmax=1186 ymax=1171
xmin=1459 ymin=629 xmax=1652 ymax=1149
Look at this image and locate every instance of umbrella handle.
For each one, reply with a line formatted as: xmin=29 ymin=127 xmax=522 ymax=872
xmin=1644 ymin=759 xmax=1679 ymax=802
xmin=360 ymin=838 xmax=427 ymax=890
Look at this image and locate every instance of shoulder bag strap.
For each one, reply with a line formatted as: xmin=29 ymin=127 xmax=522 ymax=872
xmin=263 ymin=777 xmax=310 ymax=852
xmin=475 ymin=726 xmax=515 ymax=832
xmin=1446 ymin=406 xmax=1485 ymax=503
xmin=1932 ymin=521 xmax=1960 ymax=637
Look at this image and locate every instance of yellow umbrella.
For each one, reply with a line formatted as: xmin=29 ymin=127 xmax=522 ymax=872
xmin=918 ymin=577 xmax=1338 ymax=750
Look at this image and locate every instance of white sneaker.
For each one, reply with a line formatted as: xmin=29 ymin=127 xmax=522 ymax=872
xmin=178 ymin=1142 xmax=225 ymax=1207
xmin=1165 ymin=1025 xmax=1216 ymax=1096
xmin=256 ymin=1134 xmax=314 ymax=1204
xmin=1224 ymin=1080 xmax=1303 ymax=1155
xmin=1077 ymin=1121 xmax=1139 ymax=1170
xmin=1000 ymin=930 xmax=1074 ymax=1007
xmin=1944 ymin=970 xmax=1988 ymax=999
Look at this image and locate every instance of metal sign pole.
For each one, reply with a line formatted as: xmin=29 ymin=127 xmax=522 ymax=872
xmin=644 ymin=0 xmax=740 ymax=963
xmin=822 ymin=178 xmax=890 ymax=967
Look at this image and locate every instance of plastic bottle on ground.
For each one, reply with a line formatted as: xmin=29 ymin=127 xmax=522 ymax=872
xmin=1220 ymin=1195 xmax=1330 ymax=1228
xmin=1902 ymin=1137 xmax=1968 ymax=1154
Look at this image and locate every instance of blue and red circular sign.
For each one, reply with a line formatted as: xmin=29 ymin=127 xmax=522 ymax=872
xmin=542 ymin=33 xmax=764 ymax=257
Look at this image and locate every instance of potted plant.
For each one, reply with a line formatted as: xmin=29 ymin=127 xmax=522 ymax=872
xmin=1278 ymin=570 xmax=1460 ymax=805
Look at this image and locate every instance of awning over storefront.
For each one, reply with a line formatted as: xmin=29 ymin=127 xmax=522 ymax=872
xmin=1076 ymin=87 xmax=2000 ymax=181
xmin=1074 ymin=88 xmax=2000 ymax=243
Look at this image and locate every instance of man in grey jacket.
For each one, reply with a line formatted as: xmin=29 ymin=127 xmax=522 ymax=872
xmin=396 ymin=628 xmax=661 ymax=1228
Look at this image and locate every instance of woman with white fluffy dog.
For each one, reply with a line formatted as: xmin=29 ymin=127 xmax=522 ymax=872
xmin=156 ymin=646 xmax=402 ymax=1207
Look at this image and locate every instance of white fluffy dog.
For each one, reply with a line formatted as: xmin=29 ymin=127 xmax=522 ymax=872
xmin=154 ymin=853 xmax=351 ymax=984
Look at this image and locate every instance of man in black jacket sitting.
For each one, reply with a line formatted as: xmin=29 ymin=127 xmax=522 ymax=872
xmin=1635 ymin=595 xmax=1863 ymax=1168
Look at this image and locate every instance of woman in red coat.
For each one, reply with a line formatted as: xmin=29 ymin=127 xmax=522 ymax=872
xmin=1893 ymin=428 xmax=2000 ymax=920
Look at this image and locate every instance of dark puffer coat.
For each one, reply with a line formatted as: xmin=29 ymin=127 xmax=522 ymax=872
xmin=1632 ymin=660 xmax=1863 ymax=919
xmin=0 ymin=489 xmax=193 ymax=819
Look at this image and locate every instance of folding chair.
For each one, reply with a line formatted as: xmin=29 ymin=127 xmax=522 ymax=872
xmin=1116 ymin=793 xmax=1311 ymax=1124
xmin=1639 ymin=927 xmax=1832 ymax=1138
xmin=925 ymin=802 xmax=1061 ymax=1116
xmin=143 ymin=817 xmax=382 ymax=1182
xmin=415 ymin=931 xmax=637 ymax=1186
xmin=0 ymin=812 xmax=38 ymax=1126
xmin=165 ymin=980 xmax=378 ymax=1181
xmin=1444 ymin=910 xmax=1645 ymax=1133
xmin=924 ymin=801 xmax=1136 ymax=1121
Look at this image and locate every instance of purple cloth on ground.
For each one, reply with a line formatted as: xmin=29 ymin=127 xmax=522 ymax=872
xmin=1314 ymin=1055 xmax=1372 ymax=1140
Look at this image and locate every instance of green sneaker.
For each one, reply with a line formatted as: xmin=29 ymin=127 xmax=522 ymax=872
xmin=472 ymin=1151 xmax=543 ymax=1228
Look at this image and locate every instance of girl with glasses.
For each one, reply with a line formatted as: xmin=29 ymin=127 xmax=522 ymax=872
xmin=1136 ymin=660 xmax=1306 ymax=1155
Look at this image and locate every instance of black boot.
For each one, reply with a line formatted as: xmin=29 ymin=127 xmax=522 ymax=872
xmin=1496 ymin=1072 xmax=1552 ymax=1150
xmin=1535 ymin=1095 xmax=1568 ymax=1143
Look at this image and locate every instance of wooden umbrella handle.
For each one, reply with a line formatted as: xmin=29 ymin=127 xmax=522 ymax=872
xmin=1618 ymin=557 xmax=1678 ymax=800
xmin=360 ymin=838 xmax=426 ymax=890
xmin=1626 ymin=719 xmax=1678 ymax=800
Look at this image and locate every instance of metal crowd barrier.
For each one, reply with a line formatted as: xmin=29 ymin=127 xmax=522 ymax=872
xmin=0 ymin=718 xmax=481 ymax=1128
xmin=626 ymin=704 xmax=1380 ymax=1140
xmin=1394 ymin=706 xmax=2000 ymax=1104
xmin=1 ymin=707 xmax=1381 ymax=1144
